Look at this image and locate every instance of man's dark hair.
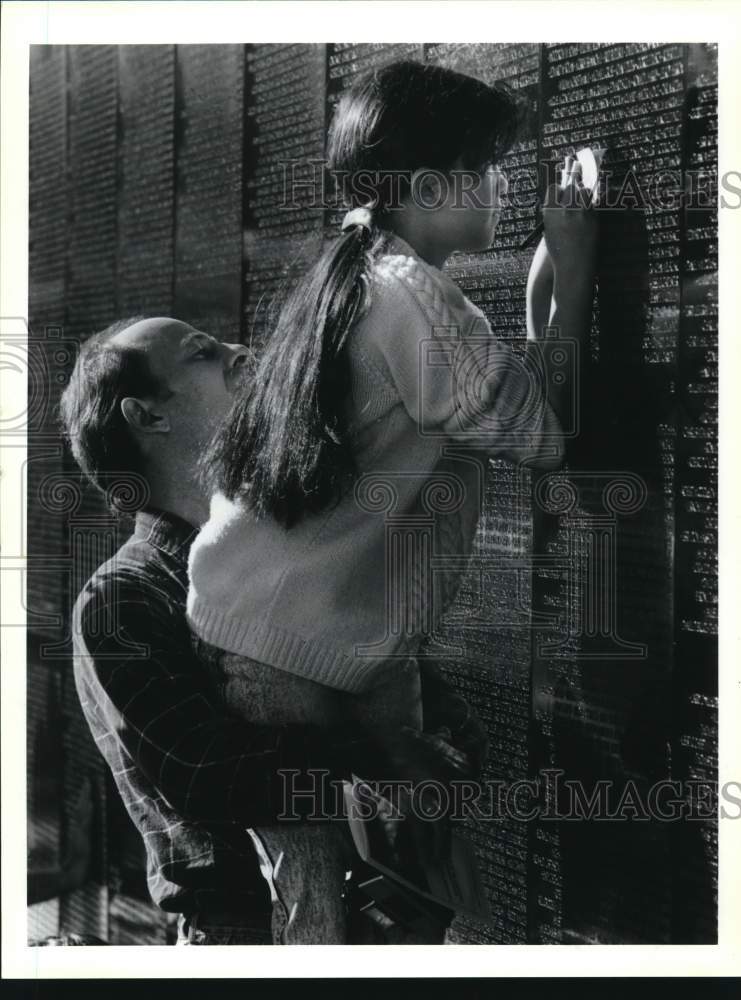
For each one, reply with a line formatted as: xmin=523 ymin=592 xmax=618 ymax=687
xmin=60 ymin=316 xmax=172 ymax=513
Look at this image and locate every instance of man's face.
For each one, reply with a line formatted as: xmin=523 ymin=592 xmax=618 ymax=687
xmin=112 ymin=318 xmax=250 ymax=454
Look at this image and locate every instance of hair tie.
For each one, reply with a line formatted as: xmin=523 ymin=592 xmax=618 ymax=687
xmin=341 ymin=206 xmax=374 ymax=233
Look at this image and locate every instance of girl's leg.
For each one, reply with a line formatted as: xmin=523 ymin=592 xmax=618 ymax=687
xmin=247 ymin=824 xmax=352 ymax=944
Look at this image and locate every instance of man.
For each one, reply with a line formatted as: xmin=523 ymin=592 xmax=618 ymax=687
xmin=60 ymin=316 xmax=486 ymax=945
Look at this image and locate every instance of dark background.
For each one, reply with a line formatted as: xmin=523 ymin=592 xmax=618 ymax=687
xmin=27 ymin=42 xmax=717 ymax=944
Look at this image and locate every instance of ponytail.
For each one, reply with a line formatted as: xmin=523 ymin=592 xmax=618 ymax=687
xmin=211 ymin=221 xmax=387 ymax=527
xmin=209 ymin=59 xmax=521 ymax=528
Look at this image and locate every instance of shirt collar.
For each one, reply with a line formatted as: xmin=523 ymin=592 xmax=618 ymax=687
xmin=387 ymin=232 xmax=421 ymax=261
xmin=386 ymin=232 xmax=461 ymax=294
xmin=134 ymin=508 xmax=198 ymax=561
xmin=386 ymin=233 xmax=452 ymax=280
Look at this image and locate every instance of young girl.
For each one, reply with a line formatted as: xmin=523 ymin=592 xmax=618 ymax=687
xmin=187 ymin=60 xmax=596 ymax=944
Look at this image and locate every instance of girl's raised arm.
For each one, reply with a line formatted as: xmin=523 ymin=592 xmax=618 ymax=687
xmin=358 ymin=258 xmax=565 ymax=470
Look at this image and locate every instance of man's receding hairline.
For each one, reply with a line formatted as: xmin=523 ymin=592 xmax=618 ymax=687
xmin=106 ymin=316 xmax=192 ymax=350
xmin=94 ymin=319 xmax=176 ymax=401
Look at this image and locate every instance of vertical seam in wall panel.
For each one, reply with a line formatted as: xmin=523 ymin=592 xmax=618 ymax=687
xmin=239 ymin=44 xmax=249 ymax=346
xmin=114 ymin=47 xmax=122 ymax=320
xmin=106 ymin=42 xmax=120 ymax=948
xmin=669 ymin=41 xmax=691 ymax=943
xmin=171 ymin=45 xmax=179 ymax=316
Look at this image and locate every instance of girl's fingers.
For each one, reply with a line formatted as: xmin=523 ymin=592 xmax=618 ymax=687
xmin=569 ymin=160 xmax=582 ymax=192
xmin=572 ymin=164 xmax=592 ymax=208
xmin=569 ymin=163 xmax=584 ymax=203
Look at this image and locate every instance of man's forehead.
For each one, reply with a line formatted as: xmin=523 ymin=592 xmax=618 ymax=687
xmin=110 ymin=317 xmax=198 ymax=352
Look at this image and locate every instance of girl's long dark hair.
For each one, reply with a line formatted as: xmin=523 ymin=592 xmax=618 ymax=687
xmin=211 ymin=59 xmax=522 ymax=527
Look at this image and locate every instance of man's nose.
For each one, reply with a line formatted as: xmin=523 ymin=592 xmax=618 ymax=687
xmin=223 ymin=342 xmax=255 ymax=373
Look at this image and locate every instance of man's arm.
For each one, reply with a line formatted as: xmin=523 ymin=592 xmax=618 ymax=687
xmin=73 ymin=575 xmax=377 ymax=828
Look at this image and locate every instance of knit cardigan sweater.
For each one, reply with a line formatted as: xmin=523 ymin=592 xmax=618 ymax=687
xmin=187 ymin=235 xmax=563 ymax=694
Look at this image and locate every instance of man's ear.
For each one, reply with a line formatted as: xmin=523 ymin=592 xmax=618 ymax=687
xmin=120 ymin=397 xmax=170 ymax=434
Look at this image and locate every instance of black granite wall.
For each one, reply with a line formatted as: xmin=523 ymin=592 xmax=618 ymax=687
xmin=27 ymin=42 xmax=717 ymax=944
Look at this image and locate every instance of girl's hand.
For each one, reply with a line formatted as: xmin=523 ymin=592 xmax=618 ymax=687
xmin=542 ymin=155 xmax=598 ymax=279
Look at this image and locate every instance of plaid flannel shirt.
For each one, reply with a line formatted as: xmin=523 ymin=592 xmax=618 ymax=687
xmin=71 ymin=508 xmax=379 ymax=917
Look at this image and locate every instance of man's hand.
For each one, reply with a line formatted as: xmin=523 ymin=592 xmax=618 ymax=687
xmin=418 ymin=659 xmax=489 ymax=780
xmin=376 ymin=725 xmax=476 ymax=868
xmin=427 ymin=702 xmax=489 ymax=781
xmin=384 ymin=725 xmax=474 ymax=785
